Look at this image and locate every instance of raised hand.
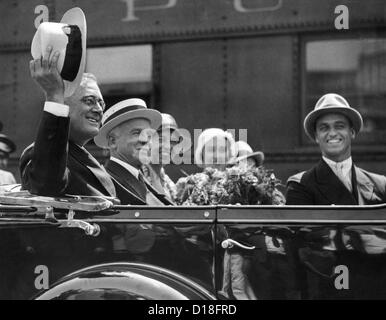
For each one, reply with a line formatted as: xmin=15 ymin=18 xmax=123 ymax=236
xmin=29 ymin=45 xmax=65 ymax=104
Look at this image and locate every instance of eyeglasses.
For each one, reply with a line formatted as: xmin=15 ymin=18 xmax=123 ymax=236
xmin=81 ymin=95 xmax=106 ymax=111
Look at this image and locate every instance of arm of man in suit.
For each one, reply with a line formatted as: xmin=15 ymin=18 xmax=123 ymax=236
xmin=285 ymin=172 xmax=314 ymax=205
xmin=22 ymin=46 xmax=70 ymax=196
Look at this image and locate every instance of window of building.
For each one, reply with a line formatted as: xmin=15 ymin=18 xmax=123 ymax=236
xmin=85 ymin=45 xmax=153 ymax=152
xmin=303 ymin=36 xmax=386 ymax=145
xmin=86 ymin=45 xmax=153 ymax=109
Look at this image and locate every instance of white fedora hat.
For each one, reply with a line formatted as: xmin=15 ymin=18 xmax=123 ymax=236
xmin=194 ymin=128 xmax=236 ymax=168
xmin=94 ymin=98 xmax=162 ymax=148
xmin=304 ymin=93 xmax=363 ymax=140
xmin=31 ymin=7 xmax=87 ymax=97
xmin=228 ymin=140 xmax=264 ymax=166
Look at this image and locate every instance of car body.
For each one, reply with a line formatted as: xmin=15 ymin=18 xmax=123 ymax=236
xmin=1 ymin=194 xmax=386 ymax=300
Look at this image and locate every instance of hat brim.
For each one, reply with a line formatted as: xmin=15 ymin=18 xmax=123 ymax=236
xmin=94 ymin=109 xmax=162 ymax=148
xmin=304 ymin=106 xmax=363 ymax=140
xmin=31 ymin=8 xmax=86 ymax=98
xmin=60 ymin=8 xmax=87 ymax=97
xmin=0 ymin=136 xmax=16 ymax=154
xmin=228 ymin=151 xmax=264 ymax=166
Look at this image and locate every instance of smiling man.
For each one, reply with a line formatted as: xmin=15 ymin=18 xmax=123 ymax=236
xmin=94 ymin=98 xmax=173 ymax=205
xmin=141 ymin=113 xmax=180 ymax=203
xmin=20 ymin=47 xmax=116 ymax=198
xmin=286 ymin=93 xmax=386 ymax=205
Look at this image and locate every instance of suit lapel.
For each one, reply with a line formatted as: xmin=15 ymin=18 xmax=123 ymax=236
xmin=106 ymin=160 xmax=173 ymax=206
xmin=145 ymin=180 xmax=174 ymax=205
xmin=315 ymin=159 xmax=357 ymax=205
xmin=69 ymin=142 xmax=116 ymax=197
xmin=354 ymin=166 xmax=380 ymax=204
xmin=351 ymin=165 xmax=359 ymax=204
xmin=105 ymin=160 xmax=147 ymax=201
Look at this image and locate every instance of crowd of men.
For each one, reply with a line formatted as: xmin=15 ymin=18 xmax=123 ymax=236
xmin=14 ymin=45 xmax=385 ymax=207
xmin=1 ymin=7 xmax=386 ymax=208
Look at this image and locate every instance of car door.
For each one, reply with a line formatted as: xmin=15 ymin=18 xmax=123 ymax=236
xmin=0 ymin=204 xmax=216 ymax=300
xmin=216 ymin=204 xmax=386 ymax=299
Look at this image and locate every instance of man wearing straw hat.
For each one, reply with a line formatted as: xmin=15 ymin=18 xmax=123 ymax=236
xmin=141 ymin=113 xmax=180 ymax=203
xmin=94 ymin=98 xmax=173 ymax=205
xmin=20 ymin=8 xmax=116 ymax=199
xmin=286 ymin=93 xmax=386 ymax=205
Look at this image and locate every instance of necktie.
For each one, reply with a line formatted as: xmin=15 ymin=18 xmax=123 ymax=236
xmin=138 ymin=172 xmax=164 ymax=205
xmin=135 ymin=171 xmax=149 ymax=199
xmin=335 ymin=163 xmax=352 ymax=192
xmin=138 ymin=171 xmax=147 ymax=186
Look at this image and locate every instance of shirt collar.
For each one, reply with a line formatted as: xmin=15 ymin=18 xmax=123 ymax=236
xmin=110 ymin=157 xmax=140 ymax=179
xmin=322 ymin=156 xmax=352 ymax=176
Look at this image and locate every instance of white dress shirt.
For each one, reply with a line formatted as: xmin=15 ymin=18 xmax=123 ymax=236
xmin=323 ymin=156 xmax=353 ymax=192
xmin=322 ymin=156 xmax=365 ymax=204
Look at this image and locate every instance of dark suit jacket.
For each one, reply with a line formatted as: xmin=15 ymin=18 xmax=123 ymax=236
xmin=286 ymin=159 xmax=386 ymax=205
xmin=20 ymin=112 xmax=116 ymax=198
xmin=105 ymin=159 xmax=174 ymax=205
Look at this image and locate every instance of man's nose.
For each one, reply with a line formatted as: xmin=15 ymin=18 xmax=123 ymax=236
xmin=327 ymin=128 xmax=338 ymax=137
xmin=91 ymin=100 xmax=104 ymax=114
xmin=139 ymin=131 xmax=152 ymax=144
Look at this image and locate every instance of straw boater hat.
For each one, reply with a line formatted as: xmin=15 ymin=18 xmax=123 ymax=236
xmin=304 ymin=93 xmax=363 ymax=140
xmin=194 ymin=128 xmax=236 ymax=168
xmin=94 ymin=98 xmax=162 ymax=148
xmin=0 ymin=134 xmax=16 ymax=158
xmin=31 ymin=7 xmax=87 ymax=97
xmin=228 ymin=140 xmax=264 ymax=167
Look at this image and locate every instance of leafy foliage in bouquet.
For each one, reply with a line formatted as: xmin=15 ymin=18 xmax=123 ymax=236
xmin=175 ymin=166 xmax=285 ymax=205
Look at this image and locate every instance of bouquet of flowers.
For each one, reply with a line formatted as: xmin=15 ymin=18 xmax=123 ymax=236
xmin=175 ymin=166 xmax=285 ymax=206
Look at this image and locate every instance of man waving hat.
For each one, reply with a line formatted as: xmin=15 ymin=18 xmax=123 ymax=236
xmin=20 ymin=8 xmax=117 ymax=200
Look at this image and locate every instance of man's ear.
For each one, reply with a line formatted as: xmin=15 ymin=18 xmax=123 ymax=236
xmin=107 ymin=135 xmax=116 ymax=148
xmin=351 ymin=128 xmax=356 ymax=139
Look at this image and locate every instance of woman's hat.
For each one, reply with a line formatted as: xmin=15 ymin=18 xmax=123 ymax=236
xmin=159 ymin=113 xmax=179 ymax=132
xmin=194 ymin=128 xmax=236 ymax=168
xmin=94 ymin=98 xmax=162 ymax=148
xmin=0 ymin=134 xmax=16 ymax=157
xmin=31 ymin=7 xmax=87 ymax=97
xmin=304 ymin=93 xmax=363 ymax=140
xmin=228 ymin=140 xmax=264 ymax=166
xmin=158 ymin=113 xmax=180 ymax=143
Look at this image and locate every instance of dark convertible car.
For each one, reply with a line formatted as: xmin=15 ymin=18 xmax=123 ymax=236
xmin=1 ymin=192 xmax=386 ymax=300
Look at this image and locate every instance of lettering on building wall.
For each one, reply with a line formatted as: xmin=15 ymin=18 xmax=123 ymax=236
xmin=120 ymin=0 xmax=284 ymax=22
xmin=121 ymin=0 xmax=177 ymax=21
xmin=234 ymin=0 xmax=283 ymax=13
